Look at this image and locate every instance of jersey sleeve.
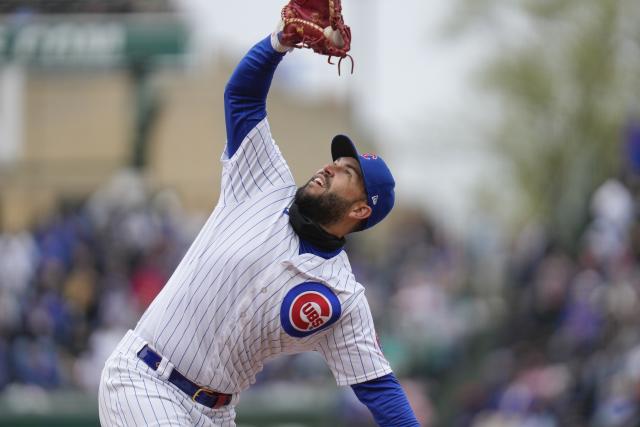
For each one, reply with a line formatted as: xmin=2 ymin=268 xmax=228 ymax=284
xmin=219 ymin=118 xmax=295 ymax=205
xmin=315 ymin=293 xmax=392 ymax=386
xmin=224 ymin=35 xmax=284 ymax=158
xmin=351 ymin=373 xmax=420 ymax=426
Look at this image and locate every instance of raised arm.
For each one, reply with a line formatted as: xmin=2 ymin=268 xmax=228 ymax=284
xmin=223 ymin=34 xmax=288 ymax=158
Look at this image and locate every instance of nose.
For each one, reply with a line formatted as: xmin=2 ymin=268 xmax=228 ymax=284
xmin=322 ymin=163 xmax=336 ymax=176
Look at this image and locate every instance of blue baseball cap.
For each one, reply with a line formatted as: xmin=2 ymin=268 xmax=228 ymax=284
xmin=331 ymin=134 xmax=395 ymax=231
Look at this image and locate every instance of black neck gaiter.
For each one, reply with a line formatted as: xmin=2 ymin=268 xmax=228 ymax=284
xmin=288 ymin=201 xmax=346 ymax=252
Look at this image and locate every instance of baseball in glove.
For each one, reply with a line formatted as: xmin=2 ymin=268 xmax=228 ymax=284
xmin=280 ymin=0 xmax=353 ymax=74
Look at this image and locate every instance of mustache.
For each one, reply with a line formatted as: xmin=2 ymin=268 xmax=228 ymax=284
xmin=308 ymin=171 xmax=331 ymax=189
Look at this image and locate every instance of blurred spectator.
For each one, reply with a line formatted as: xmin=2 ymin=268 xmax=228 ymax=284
xmin=10 ymin=336 xmax=61 ymax=389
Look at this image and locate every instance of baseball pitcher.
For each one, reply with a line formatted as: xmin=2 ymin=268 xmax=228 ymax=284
xmin=98 ymin=1 xmax=420 ymax=425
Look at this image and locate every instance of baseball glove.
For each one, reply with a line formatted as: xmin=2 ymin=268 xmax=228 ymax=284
xmin=280 ymin=0 xmax=353 ymax=74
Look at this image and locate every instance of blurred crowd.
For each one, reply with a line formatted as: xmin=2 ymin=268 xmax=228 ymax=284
xmin=2 ymin=167 xmax=640 ymax=427
xmin=0 ymin=170 xmax=198 ymax=393
xmin=452 ymin=177 xmax=640 ymax=427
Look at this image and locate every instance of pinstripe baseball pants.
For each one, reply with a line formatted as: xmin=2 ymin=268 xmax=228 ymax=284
xmin=99 ymin=330 xmax=238 ymax=427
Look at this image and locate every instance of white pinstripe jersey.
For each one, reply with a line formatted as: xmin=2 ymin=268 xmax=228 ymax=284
xmin=134 ymin=118 xmax=391 ymax=394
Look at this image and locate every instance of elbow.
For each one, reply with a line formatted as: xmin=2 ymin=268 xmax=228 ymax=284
xmin=224 ymin=82 xmax=254 ymax=107
xmin=224 ymin=82 xmax=235 ymax=105
xmin=224 ymin=83 xmax=243 ymax=116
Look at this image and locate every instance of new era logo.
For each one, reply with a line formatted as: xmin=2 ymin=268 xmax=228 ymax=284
xmin=372 ymin=195 xmax=379 ymax=205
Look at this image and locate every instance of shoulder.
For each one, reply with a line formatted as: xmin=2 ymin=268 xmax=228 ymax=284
xmin=282 ymin=252 xmax=362 ymax=297
xmin=278 ymin=253 xmax=363 ymax=338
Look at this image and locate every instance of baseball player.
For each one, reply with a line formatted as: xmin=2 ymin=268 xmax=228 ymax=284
xmin=98 ymin=7 xmax=420 ymax=427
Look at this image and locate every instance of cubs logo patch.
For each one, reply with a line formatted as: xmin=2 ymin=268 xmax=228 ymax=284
xmin=280 ymin=282 xmax=341 ymax=338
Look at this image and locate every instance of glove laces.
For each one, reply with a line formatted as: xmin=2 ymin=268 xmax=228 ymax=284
xmin=328 ymin=54 xmax=354 ymax=76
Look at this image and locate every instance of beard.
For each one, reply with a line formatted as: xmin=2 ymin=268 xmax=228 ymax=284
xmin=294 ymin=183 xmax=353 ymax=227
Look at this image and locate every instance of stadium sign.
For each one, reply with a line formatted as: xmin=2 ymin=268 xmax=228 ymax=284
xmin=0 ymin=15 xmax=188 ymax=67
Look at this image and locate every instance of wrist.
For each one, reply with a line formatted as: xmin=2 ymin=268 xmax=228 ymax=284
xmin=270 ymin=19 xmax=293 ymax=53
xmin=270 ymin=31 xmax=293 ymax=53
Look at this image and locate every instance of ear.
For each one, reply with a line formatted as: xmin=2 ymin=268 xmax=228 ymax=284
xmin=348 ymin=201 xmax=372 ymax=222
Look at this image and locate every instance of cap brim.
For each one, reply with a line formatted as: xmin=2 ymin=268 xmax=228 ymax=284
xmin=331 ymin=134 xmax=359 ymax=161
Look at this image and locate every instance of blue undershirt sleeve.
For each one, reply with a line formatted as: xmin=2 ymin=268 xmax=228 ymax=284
xmin=350 ymin=373 xmax=420 ymax=427
xmin=224 ymin=35 xmax=286 ymax=158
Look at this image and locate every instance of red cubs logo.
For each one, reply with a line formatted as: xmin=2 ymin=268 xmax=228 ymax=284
xmin=281 ymin=282 xmax=341 ymax=337
xmin=361 ymin=153 xmax=378 ymax=160
xmin=290 ymin=291 xmax=332 ymax=332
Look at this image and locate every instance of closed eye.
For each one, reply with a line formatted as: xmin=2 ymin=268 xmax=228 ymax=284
xmin=334 ymin=160 xmax=352 ymax=176
xmin=345 ymin=164 xmax=361 ymax=179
